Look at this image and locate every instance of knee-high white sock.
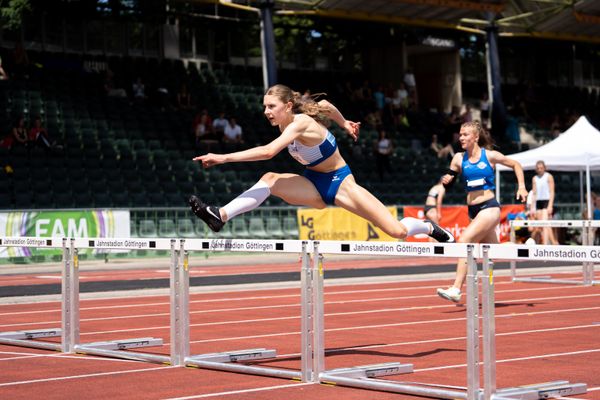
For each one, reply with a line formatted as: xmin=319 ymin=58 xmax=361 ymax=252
xmin=400 ymin=217 xmax=431 ymax=236
xmin=221 ymin=180 xmax=270 ymax=221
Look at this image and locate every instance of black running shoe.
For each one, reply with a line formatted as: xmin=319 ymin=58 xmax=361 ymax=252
xmin=425 ymin=219 xmax=455 ymax=243
xmin=188 ymin=195 xmax=224 ymax=232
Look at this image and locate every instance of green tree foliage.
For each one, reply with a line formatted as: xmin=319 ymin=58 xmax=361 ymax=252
xmin=0 ymin=0 xmax=31 ymax=30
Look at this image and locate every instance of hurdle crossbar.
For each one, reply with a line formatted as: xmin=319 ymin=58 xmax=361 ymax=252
xmin=314 ymin=241 xmax=480 ymax=400
xmin=482 ymin=244 xmax=588 ymax=400
xmin=509 ymin=220 xmax=598 ymax=285
xmin=70 ymin=238 xmax=181 ymax=365
xmin=181 ymin=238 xmax=315 ymax=381
xmin=0 ymin=237 xmax=66 ymax=352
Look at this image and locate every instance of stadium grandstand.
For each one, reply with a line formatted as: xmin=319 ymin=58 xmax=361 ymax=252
xmin=1 ymin=0 xmax=599 ymax=253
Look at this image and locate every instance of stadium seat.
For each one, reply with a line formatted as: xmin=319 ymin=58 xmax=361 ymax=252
xmin=265 ymin=217 xmax=285 ymax=239
xmin=138 ymin=219 xmax=158 ymax=237
xmin=158 ymin=218 xmax=177 ymax=238
xmin=248 ymin=217 xmax=269 ymax=238
xmin=231 ymin=218 xmax=250 ymax=238
xmin=283 ymin=216 xmax=299 ymax=239
xmin=177 ymin=218 xmax=197 ymax=238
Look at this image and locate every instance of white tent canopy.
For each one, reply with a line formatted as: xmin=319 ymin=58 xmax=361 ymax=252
xmin=496 ymin=116 xmax=600 ymax=218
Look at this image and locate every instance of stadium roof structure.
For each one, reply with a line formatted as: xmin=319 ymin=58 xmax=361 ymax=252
xmin=214 ymin=0 xmax=600 ymax=44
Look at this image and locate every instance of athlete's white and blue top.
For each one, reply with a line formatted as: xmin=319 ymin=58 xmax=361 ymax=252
xmin=460 ymin=149 xmax=500 ymax=219
xmin=287 ymin=130 xmax=351 ymax=205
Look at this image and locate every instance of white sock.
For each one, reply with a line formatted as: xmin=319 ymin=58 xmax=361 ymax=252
xmin=221 ymin=180 xmax=270 ymax=221
xmin=400 ymin=217 xmax=431 ymax=236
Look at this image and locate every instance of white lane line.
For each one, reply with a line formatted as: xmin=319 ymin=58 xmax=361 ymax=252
xmin=0 ymin=351 xmax=142 ymax=363
xmin=163 ymin=382 xmax=314 ymax=400
xmin=414 ymin=348 xmax=600 ymax=372
xmin=0 ymin=365 xmax=177 ymax=387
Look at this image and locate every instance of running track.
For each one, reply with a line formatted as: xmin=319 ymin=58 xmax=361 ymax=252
xmin=0 ymin=260 xmax=599 ymax=400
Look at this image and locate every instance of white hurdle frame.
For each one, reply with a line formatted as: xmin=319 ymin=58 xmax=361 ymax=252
xmin=0 ymin=237 xmax=67 ymax=351
xmin=69 ymin=237 xmax=185 ymax=365
xmin=181 ymin=238 xmax=316 ymax=381
xmin=509 ymin=220 xmax=598 ymax=285
xmin=481 ymin=243 xmax=590 ymax=400
xmin=313 ymin=241 xmax=480 ymax=400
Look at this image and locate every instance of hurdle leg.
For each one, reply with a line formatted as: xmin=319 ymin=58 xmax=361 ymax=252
xmin=465 ymin=244 xmax=480 ymax=400
xmin=170 ymin=239 xmax=188 ymax=366
xmin=301 ymin=241 xmax=316 ymax=382
xmin=509 ymin=223 xmax=517 ymax=282
xmin=482 ymin=245 xmax=496 ymax=400
xmin=311 ymin=242 xmax=324 ymax=380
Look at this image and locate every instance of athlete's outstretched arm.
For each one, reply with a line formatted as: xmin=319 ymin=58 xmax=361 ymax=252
xmin=317 ymin=99 xmax=360 ymax=141
xmin=489 ymin=150 xmax=527 ymax=202
xmin=193 ymin=118 xmax=308 ymax=168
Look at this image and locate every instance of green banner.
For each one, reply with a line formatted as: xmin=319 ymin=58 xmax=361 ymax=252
xmin=0 ymin=210 xmax=130 ymax=258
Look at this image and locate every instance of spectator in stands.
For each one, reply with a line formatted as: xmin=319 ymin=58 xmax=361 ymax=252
xmin=423 ymin=180 xmax=446 ymax=231
xmin=223 ymin=117 xmax=243 ymax=145
xmin=0 ymin=55 xmax=8 ymax=80
xmin=479 ymin=92 xmax=490 ymax=128
xmin=530 ymin=160 xmax=558 ymax=245
xmin=583 ymin=192 xmax=600 ymax=245
xmin=28 ymin=115 xmax=52 ymax=149
xmin=176 ymin=83 xmax=193 ymax=109
xmin=374 ymin=128 xmax=393 ymax=181
xmin=192 ymin=108 xmax=217 ymax=150
xmin=7 ymin=115 xmax=29 ymax=148
xmin=104 ymin=68 xmax=127 ymax=98
xmin=403 ymin=68 xmax=416 ymax=93
xmin=429 ymin=134 xmax=443 ymax=156
xmin=132 ymin=77 xmax=146 ymax=101
xmin=212 ymin=111 xmax=228 ymax=139
xmin=436 ymin=121 xmax=527 ymax=303
xmin=461 ymin=104 xmax=473 ymax=123
xmin=189 ymin=84 xmax=454 ymax=243
xmin=373 ymin=85 xmax=385 ymax=112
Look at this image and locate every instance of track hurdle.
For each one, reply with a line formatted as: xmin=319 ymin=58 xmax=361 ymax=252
xmin=481 ymin=243 xmax=588 ymax=400
xmin=180 ymin=238 xmax=317 ymax=382
xmin=0 ymin=237 xmax=68 ymax=352
xmin=313 ymin=241 xmax=481 ymax=400
xmin=68 ymin=237 xmax=187 ymax=365
xmin=509 ymin=220 xmax=598 ymax=285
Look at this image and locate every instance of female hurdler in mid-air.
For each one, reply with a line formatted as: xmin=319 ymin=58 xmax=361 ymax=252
xmin=189 ymin=84 xmax=454 ymax=243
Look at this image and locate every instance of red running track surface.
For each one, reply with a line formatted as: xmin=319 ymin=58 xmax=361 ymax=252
xmin=0 ymin=264 xmax=599 ymax=400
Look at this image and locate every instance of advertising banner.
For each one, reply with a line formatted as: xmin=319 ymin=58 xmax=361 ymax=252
xmin=297 ymin=206 xmax=398 ymax=242
xmin=403 ymin=204 xmax=525 ymax=242
xmin=0 ymin=210 xmax=130 ymax=258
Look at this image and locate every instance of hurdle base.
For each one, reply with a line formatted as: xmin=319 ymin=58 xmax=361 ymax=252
xmin=0 ymin=328 xmax=62 ymax=340
xmin=323 ymin=362 xmax=413 ymax=379
xmin=185 ymin=349 xmax=303 ymax=380
xmin=78 ymin=337 xmax=163 ymax=351
xmin=74 ymin=338 xmax=170 ymax=364
xmin=513 ymin=277 xmax=587 ymax=285
xmin=319 ymin=373 xmax=468 ymax=399
xmin=0 ymin=328 xmax=63 ymax=351
xmin=186 ymin=348 xmax=277 ymax=363
xmin=490 ymin=381 xmax=587 ymax=400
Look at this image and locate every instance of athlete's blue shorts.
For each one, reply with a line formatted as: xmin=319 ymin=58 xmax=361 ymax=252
xmin=304 ymin=165 xmax=352 ymax=205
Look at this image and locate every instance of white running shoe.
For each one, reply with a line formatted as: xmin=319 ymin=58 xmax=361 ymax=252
xmin=437 ymin=287 xmax=462 ymax=303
